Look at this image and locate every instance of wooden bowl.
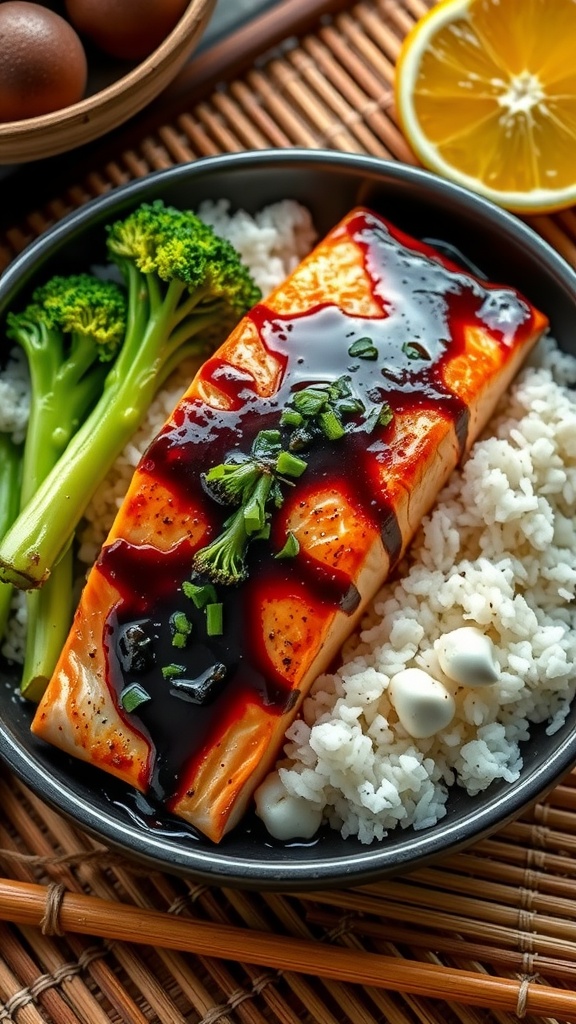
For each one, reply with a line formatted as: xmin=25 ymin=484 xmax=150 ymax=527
xmin=0 ymin=0 xmax=216 ymax=165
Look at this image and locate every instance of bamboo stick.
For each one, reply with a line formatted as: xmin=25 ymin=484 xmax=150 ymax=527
xmin=305 ymin=908 xmax=576 ymax=982
xmin=306 ymin=882 xmax=575 ymax=943
xmin=301 ymin=888 xmax=576 ymax=961
xmin=428 ymin=850 xmax=576 ymax=896
xmin=472 ymin=836 xmax=576 ymax=878
xmin=410 ymin=867 xmax=576 ymax=917
xmin=0 ymin=879 xmax=575 ymax=1019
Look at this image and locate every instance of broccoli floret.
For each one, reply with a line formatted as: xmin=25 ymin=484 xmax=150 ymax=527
xmin=9 ymin=274 xmax=126 ymax=500
xmin=192 ymin=431 xmax=307 ymax=587
xmin=0 ymin=273 xmax=128 ymax=699
xmin=192 ymin=507 xmax=254 ymax=587
xmin=202 ymin=458 xmax=266 ymax=507
xmin=0 ymin=202 xmax=261 ymax=607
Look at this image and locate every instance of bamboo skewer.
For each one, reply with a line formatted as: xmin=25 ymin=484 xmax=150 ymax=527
xmin=0 ymin=879 xmax=575 ymax=1020
xmin=306 ymin=907 xmax=576 ymax=982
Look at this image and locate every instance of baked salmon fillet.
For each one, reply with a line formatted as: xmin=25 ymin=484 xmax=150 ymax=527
xmin=31 ymin=207 xmax=548 ymax=842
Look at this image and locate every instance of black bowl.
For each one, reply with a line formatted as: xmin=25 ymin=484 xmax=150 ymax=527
xmin=1 ymin=149 xmax=576 ymax=890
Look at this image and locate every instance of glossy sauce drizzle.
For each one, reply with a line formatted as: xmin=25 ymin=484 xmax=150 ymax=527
xmin=97 ymin=209 xmax=536 ymax=808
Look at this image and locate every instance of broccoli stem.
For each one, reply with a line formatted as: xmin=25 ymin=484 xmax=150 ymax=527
xmin=0 ymin=299 xmax=221 ymax=590
xmin=0 ymin=433 xmax=22 ymax=640
xmin=1 ymin=274 xmax=130 ymax=694
xmin=0 ymin=582 xmax=14 ymax=649
xmin=242 ymin=473 xmax=274 ymax=534
xmin=14 ymin=326 xmax=113 ymax=697
xmin=1 ymin=345 xmax=135 ymax=688
xmin=19 ymin=547 xmax=74 ymax=702
xmin=20 ymin=334 xmax=109 ymax=504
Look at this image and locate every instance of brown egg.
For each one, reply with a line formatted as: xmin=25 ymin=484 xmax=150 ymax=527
xmin=0 ymin=2 xmax=88 ymax=123
xmin=65 ymin=0 xmax=191 ymax=61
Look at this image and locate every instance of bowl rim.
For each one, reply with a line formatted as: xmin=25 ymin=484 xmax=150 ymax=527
xmin=1 ymin=147 xmax=576 ymax=889
xmin=4 ymin=146 xmax=576 ymax=283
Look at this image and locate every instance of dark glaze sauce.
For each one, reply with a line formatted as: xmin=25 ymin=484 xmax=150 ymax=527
xmin=97 ymin=209 xmax=537 ymax=811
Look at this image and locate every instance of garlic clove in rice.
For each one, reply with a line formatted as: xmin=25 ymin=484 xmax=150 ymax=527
xmin=254 ymin=770 xmax=323 ymax=841
xmin=434 ymin=626 xmax=499 ymax=687
xmin=388 ymin=668 xmax=455 ymax=739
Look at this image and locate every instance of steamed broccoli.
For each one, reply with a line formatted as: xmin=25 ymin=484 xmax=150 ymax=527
xmin=0 ymin=432 xmax=22 ymax=640
xmin=11 ymin=274 xmax=127 ymax=501
xmin=0 ymin=201 xmax=262 ymax=599
xmin=192 ymin=430 xmax=307 ymax=586
xmin=1 ymin=273 xmax=128 ymax=699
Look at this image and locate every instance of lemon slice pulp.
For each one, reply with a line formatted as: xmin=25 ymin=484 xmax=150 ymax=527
xmin=395 ymin=0 xmax=576 ymax=213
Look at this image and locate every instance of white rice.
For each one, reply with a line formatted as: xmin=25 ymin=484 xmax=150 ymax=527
xmin=0 ymin=348 xmax=30 ymax=444
xmin=272 ymin=337 xmax=576 ymax=843
xmin=2 ymin=200 xmax=576 ymax=846
xmin=196 ymin=198 xmax=318 ymax=297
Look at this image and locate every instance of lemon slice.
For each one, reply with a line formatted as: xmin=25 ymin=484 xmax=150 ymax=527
xmin=395 ymin=0 xmax=576 ymax=213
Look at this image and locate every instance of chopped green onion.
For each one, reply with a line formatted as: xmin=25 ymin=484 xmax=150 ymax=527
xmin=275 ymin=531 xmax=300 ymax=559
xmin=162 ymin=663 xmax=186 ymax=679
xmin=363 ymin=401 xmax=394 ymax=433
xmin=402 ymin=341 xmax=430 ymax=360
xmin=120 ymin=683 xmax=151 ymax=713
xmin=192 ymin=371 xmax=367 ymax=590
xmin=280 ymin=409 xmax=303 ymax=428
xmin=292 ymin=388 xmax=327 ymax=417
xmin=182 ymin=580 xmax=218 ymax=608
xmin=252 ymin=429 xmax=282 ymax=457
xmin=348 ymin=337 xmax=378 ymax=359
xmin=330 ymin=375 xmax=352 ymax=398
xmin=379 ymin=402 xmax=393 ymax=427
xmin=276 ymin=450 xmax=308 ymax=478
xmin=171 ymin=610 xmax=192 ymax=635
xmin=288 ymin=427 xmax=315 ymax=452
xmin=319 ymin=408 xmax=345 ymax=440
xmin=339 ymin=397 xmax=365 ymax=415
xmin=206 ymin=602 xmax=224 ymax=636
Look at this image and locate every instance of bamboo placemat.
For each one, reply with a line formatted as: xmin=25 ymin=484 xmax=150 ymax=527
xmin=1 ymin=0 xmax=576 ymax=1021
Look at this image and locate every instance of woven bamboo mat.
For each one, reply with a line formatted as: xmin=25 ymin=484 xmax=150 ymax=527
xmin=1 ymin=0 xmax=576 ymax=1021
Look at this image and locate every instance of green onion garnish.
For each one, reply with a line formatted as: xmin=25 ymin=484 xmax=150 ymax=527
xmin=182 ymin=580 xmax=218 ymax=608
xmin=120 ymin=683 xmax=151 ymax=713
xmin=292 ymin=388 xmax=327 ymax=417
xmin=280 ymin=409 xmax=303 ymax=428
xmin=379 ymin=402 xmax=393 ymax=427
xmin=276 ymin=450 xmax=308 ymax=478
xmin=402 ymin=341 xmax=430 ymax=360
xmin=162 ymin=663 xmax=186 ymax=679
xmin=206 ymin=602 xmax=224 ymax=636
xmin=319 ymin=408 xmax=345 ymax=440
xmin=348 ymin=337 xmax=378 ymax=359
xmin=275 ymin=531 xmax=300 ymax=559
